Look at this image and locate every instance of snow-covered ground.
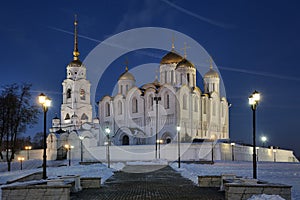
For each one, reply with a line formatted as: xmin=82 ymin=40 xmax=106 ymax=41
xmin=0 ymin=159 xmax=125 ymax=200
xmin=170 ymin=161 xmax=300 ymax=200
xmin=0 ymin=160 xmax=299 ymax=199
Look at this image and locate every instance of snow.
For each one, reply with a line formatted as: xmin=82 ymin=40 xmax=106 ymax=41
xmin=170 ymin=161 xmax=300 ymax=199
xmin=247 ymin=194 xmax=285 ymax=200
xmin=0 ymin=159 xmax=125 ymax=200
xmin=126 ymin=159 xmax=168 ymax=165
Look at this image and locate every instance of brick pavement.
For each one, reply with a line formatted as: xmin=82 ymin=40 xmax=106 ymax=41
xmin=71 ymin=165 xmax=225 ymax=200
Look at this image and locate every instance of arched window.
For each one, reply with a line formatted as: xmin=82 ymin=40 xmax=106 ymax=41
xmin=183 ymin=94 xmax=187 ymax=110
xmin=80 ymin=89 xmax=85 ymax=100
xmin=65 ymin=113 xmax=70 ymax=121
xmin=67 ymin=89 xmax=71 ymax=99
xmin=187 ymin=73 xmax=190 ymax=85
xmin=203 ymin=100 xmax=207 ymax=114
xmin=149 ymin=94 xmax=153 ymax=111
xmin=105 ymin=102 xmax=110 ymax=117
xmin=194 ymin=97 xmax=198 ymax=112
xmin=164 ymin=93 xmax=170 ymax=109
xmin=122 ymin=135 xmax=129 ymax=145
xmin=81 ymin=113 xmax=88 ymax=120
xmin=118 ymin=100 xmax=122 ymax=115
xmin=132 ymin=97 xmax=138 ymax=113
xmin=213 ymin=101 xmax=216 ymax=116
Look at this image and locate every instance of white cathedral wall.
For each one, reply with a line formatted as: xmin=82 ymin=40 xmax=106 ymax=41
xmin=63 ymin=143 xmax=298 ymax=163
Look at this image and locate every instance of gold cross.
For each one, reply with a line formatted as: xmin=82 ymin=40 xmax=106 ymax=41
xmin=181 ymin=42 xmax=190 ymax=58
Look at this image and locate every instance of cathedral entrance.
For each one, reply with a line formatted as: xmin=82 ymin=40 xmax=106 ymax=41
xmin=122 ymin=135 xmax=129 ymax=145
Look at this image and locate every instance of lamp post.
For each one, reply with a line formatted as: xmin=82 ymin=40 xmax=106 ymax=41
xmin=64 ymin=144 xmax=74 ymax=166
xmin=38 ymin=93 xmax=51 ymax=180
xmin=154 ymin=96 xmax=161 ymax=159
xmin=79 ymin=136 xmax=89 ymax=162
xmin=177 ymin=126 xmax=181 ymax=168
xmin=261 ymin=136 xmax=267 ymax=147
xmin=105 ymin=127 xmax=111 ymax=168
xmin=18 ymin=157 xmax=25 ymax=170
xmin=231 ymin=143 xmax=235 ymax=161
xmin=157 ymin=139 xmax=163 ymax=159
xmin=249 ymin=90 xmax=261 ymax=179
xmin=25 ymin=146 xmax=32 ymax=160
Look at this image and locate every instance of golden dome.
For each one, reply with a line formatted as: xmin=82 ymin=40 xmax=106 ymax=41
xmin=160 ymin=50 xmax=183 ymax=64
xmin=68 ymin=59 xmax=82 ymax=67
xmin=176 ymin=58 xmax=195 ymax=69
xmin=118 ymin=67 xmax=135 ymax=81
xmin=204 ymin=69 xmax=219 ymax=78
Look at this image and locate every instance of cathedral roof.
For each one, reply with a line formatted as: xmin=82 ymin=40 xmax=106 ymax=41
xmin=118 ymin=67 xmax=135 ymax=81
xmin=176 ymin=58 xmax=195 ymax=69
xmin=160 ymin=50 xmax=183 ymax=65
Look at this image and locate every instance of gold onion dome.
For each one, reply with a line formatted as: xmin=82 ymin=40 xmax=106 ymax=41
xmin=204 ymin=69 xmax=219 ymax=78
xmin=160 ymin=50 xmax=183 ymax=64
xmin=118 ymin=66 xmax=135 ymax=81
xmin=176 ymin=58 xmax=195 ymax=69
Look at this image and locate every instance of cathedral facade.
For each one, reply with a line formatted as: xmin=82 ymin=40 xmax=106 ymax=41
xmin=98 ymin=47 xmax=229 ymax=146
xmin=48 ymin=18 xmax=229 ymax=160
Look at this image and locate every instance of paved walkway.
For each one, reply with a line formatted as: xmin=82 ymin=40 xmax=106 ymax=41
xmin=71 ymin=165 xmax=225 ymax=200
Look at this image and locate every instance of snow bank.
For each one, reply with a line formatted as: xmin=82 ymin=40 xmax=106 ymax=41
xmin=247 ymin=194 xmax=285 ymax=200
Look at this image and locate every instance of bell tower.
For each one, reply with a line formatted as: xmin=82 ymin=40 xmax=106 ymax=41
xmin=61 ymin=15 xmax=92 ymax=129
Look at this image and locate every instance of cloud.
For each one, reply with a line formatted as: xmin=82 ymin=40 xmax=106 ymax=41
xmin=160 ymin=0 xmax=235 ymax=29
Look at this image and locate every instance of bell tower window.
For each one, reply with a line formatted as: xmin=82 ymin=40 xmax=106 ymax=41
xmin=80 ymin=89 xmax=86 ymax=100
xmin=67 ymin=89 xmax=71 ymax=99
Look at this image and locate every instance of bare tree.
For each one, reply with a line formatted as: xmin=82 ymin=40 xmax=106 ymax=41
xmin=0 ymin=83 xmax=39 ymax=171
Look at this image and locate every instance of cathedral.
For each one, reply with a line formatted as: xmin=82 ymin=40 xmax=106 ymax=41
xmin=47 ymin=18 xmax=229 ymax=160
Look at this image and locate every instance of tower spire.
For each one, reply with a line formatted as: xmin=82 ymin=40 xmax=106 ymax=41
xmin=125 ymin=59 xmax=129 ymax=72
xmin=171 ymin=34 xmax=175 ymax=51
xmin=209 ymin=57 xmax=213 ymax=69
xmin=181 ymin=42 xmax=190 ymax=58
xmin=73 ymin=14 xmax=80 ymax=61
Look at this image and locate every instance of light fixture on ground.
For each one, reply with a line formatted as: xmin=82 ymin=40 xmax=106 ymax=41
xmin=25 ymin=146 xmax=32 ymax=160
xmin=261 ymin=136 xmax=267 ymax=147
xmin=18 ymin=157 xmax=25 ymax=170
xmin=273 ymin=149 xmax=277 ymax=162
xmin=64 ymin=144 xmax=74 ymax=166
xmin=105 ymin=127 xmax=111 ymax=168
xmin=177 ymin=126 xmax=181 ymax=168
xmin=79 ymin=136 xmax=89 ymax=162
xmin=38 ymin=93 xmax=51 ymax=180
xmin=231 ymin=143 xmax=235 ymax=161
xmin=157 ymin=139 xmax=163 ymax=159
xmin=249 ymin=90 xmax=261 ymax=179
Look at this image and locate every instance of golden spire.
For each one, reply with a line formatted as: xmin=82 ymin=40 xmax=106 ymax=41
xmin=181 ymin=42 xmax=190 ymax=58
xmin=209 ymin=56 xmax=213 ymax=69
xmin=73 ymin=14 xmax=80 ymax=61
xmin=125 ymin=59 xmax=129 ymax=72
xmin=171 ymin=34 xmax=175 ymax=51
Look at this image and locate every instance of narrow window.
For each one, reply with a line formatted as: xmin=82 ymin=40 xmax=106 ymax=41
xmin=132 ymin=97 xmax=138 ymax=113
xmin=67 ymin=89 xmax=71 ymax=99
xmin=80 ymin=89 xmax=85 ymax=100
xmin=105 ymin=102 xmax=110 ymax=117
xmin=118 ymin=100 xmax=122 ymax=115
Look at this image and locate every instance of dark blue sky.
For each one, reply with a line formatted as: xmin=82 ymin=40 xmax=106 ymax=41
xmin=1 ymin=1 xmax=300 ymax=156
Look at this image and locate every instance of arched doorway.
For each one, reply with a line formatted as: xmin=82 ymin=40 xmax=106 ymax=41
xmin=122 ymin=135 xmax=129 ymax=145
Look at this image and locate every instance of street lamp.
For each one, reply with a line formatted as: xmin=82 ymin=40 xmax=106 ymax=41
xmin=64 ymin=144 xmax=74 ymax=166
xmin=105 ymin=127 xmax=111 ymax=168
xmin=18 ymin=157 xmax=25 ymax=170
xmin=79 ymin=136 xmax=89 ymax=162
xmin=256 ymin=147 xmax=260 ymax=162
xmin=154 ymin=96 xmax=161 ymax=159
xmin=261 ymin=136 xmax=267 ymax=147
xmin=249 ymin=90 xmax=261 ymax=179
xmin=231 ymin=143 xmax=235 ymax=161
xmin=177 ymin=126 xmax=181 ymax=168
xmin=25 ymin=146 xmax=32 ymax=160
xmin=156 ymin=139 xmax=164 ymax=159
xmin=38 ymin=93 xmax=51 ymax=180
